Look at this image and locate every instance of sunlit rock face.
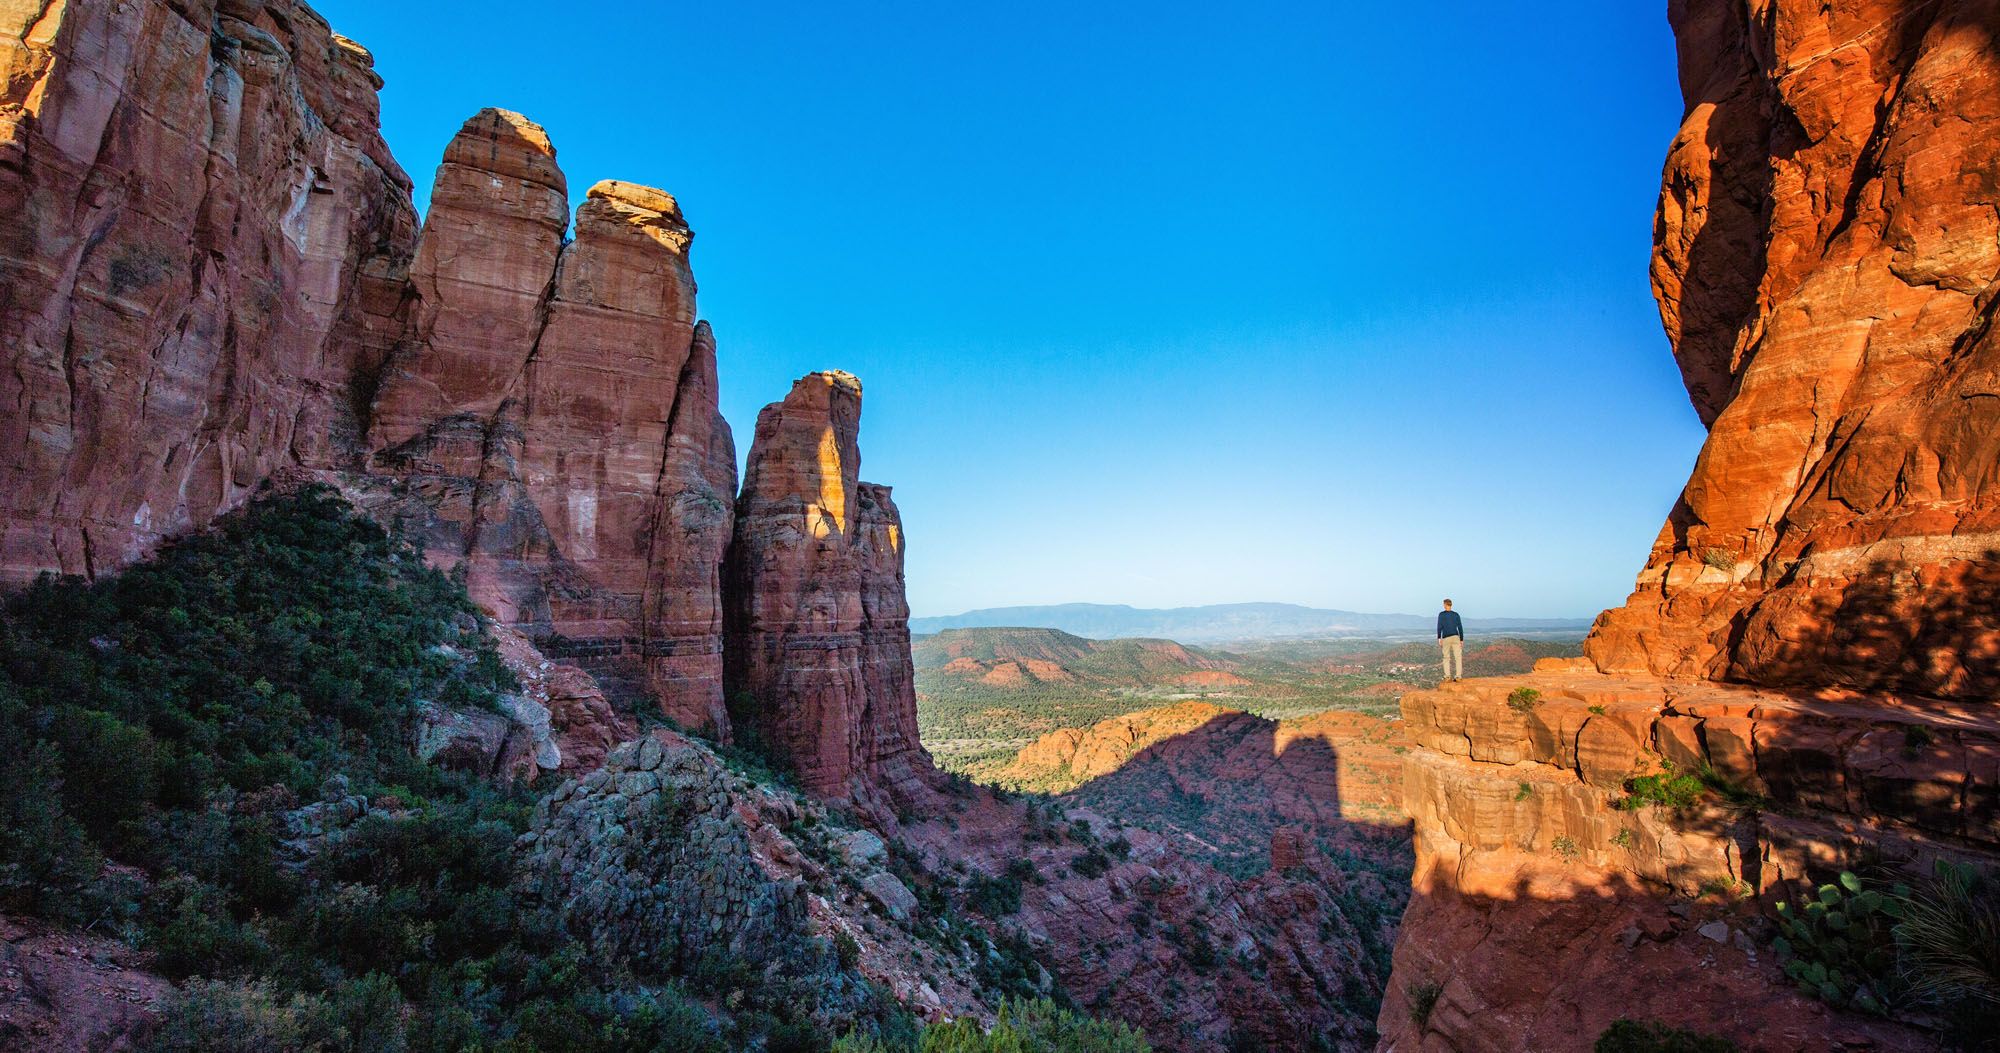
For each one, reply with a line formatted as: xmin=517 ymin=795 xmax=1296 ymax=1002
xmin=0 ymin=0 xmax=417 ymax=586
xmin=360 ymin=112 xmax=737 ymax=732
xmin=723 ymin=372 xmax=941 ymax=821
xmin=0 ymin=0 xmax=740 ymax=731
xmin=1585 ymin=0 xmax=2000 ymax=700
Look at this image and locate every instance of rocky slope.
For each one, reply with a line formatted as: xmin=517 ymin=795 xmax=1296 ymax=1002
xmin=1381 ymin=2 xmax=2000 ymax=1048
xmin=1585 ymin=0 xmax=2000 ymax=700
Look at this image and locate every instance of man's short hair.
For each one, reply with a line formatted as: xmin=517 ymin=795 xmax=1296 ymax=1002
xmin=1443 ymin=599 xmax=1453 ymax=606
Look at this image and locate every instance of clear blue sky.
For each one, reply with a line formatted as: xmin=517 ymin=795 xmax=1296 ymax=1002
xmin=315 ymin=1 xmax=1701 ymax=620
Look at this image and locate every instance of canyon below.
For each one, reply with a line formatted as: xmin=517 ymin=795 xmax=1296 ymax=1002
xmin=2 ymin=0 xmax=1999 ymax=1051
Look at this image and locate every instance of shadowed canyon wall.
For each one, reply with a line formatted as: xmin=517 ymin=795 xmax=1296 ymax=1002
xmin=1585 ymin=0 xmax=2000 ymax=699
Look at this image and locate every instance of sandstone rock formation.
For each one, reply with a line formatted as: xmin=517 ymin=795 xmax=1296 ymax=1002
xmin=1381 ymin=5 xmax=2000 ymax=1048
xmin=725 ymin=372 xmax=941 ymax=820
xmin=362 ymin=111 xmax=736 ymax=730
xmin=900 ymin=769 xmax=1410 ymax=1051
xmin=1374 ymin=671 xmax=1990 ymax=1050
xmin=1586 ymin=0 xmax=2000 ymax=700
xmin=0 ymin=0 xmax=416 ymax=587
xmin=0 ymin=3 xmax=742 ymax=733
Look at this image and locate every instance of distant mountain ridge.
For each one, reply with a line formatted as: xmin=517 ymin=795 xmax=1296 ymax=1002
xmin=910 ymin=601 xmax=1591 ymax=643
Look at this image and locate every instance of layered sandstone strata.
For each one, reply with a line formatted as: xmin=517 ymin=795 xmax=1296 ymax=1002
xmin=1375 ymin=669 xmax=1996 ymax=1049
xmin=1586 ymin=0 xmax=2000 ymax=699
xmin=362 ymin=112 xmax=735 ymax=731
xmin=0 ymin=0 xmax=416 ymax=585
xmin=724 ymin=372 xmax=940 ymax=819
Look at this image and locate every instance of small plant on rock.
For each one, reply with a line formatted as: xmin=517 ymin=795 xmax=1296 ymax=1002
xmin=1552 ymin=836 xmax=1581 ymax=862
xmin=1514 ymin=782 xmax=1533 ymax=802
xmin=1406 ymin=980 xmax=1442 ymax=1030
xmin=1611 ymin=829 xmax=1637 ymax=850
xmin=1506 ymin=687 xmax=1542 ymax=714
xmin=1589 ymin=704 xmax=1608 ymax=716
xmin=1618 ymin=761 xmax=1705 ymax=811
xmin=1699 ymin=548 xmax=1735 ymax=572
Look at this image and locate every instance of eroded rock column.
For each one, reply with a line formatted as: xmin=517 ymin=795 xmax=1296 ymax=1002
xmin=724 ymin=371 xmax=939 ymax=819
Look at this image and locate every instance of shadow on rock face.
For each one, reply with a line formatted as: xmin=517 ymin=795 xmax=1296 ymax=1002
xmin=1730 ymin=550 xmax=2000 ymax=700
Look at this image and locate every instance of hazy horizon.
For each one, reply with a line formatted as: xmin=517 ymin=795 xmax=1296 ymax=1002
xmin=315 ymin=0 xmax=1701 ymax=621
xmin=904 ymin=598 xmax=1600 ymax=622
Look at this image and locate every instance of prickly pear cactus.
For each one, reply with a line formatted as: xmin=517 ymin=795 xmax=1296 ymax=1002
xmin=1771 ymin=871 xmax=1907 ymax=1015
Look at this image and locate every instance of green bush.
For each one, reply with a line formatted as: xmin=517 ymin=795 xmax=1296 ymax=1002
xmin=837 ymin=998 xmax=1149 ymax=1052
xmin=1594 ymin=1018 xmax=1737 ymax=1052
xmin=1505 ymin=687 xmax=1541 ymax=714
xmin=1617 ymin=762 xmax=1705 ymax=811
xmin=144 ymin=979 xmax=341 ymax=1053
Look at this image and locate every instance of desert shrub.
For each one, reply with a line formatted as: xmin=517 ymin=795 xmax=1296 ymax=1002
xmin=866 ymin=998 xmax=1149 ymax=1052
xmin=1552 ymin=836 xmax=1580 ymax=861
xmin=1699 ymin=548 xmax=1734 ymax=572
xmin=1072 ymin=847 xmax=1113 ymax=879
xmin=1892 ymin=859 xmax=2000 ymax=1030
xmin=1406 ymin=980 xmax=1442 ymax=1029
xmin=143 ymin=979 xmax=341 ymax=1052
xmin=1513 ymin=782 xmax=1532 ymax=802
xmin=1618 ymin=762 xmax=1705 ymax=811
xmin=1506 ymin=687 xmax=1540 ymax=713
xmin=967 ymin=870 xmax=1024 ymax=917
xmin=1594 ymin=1018 xmax=1737 ymax=1052
xmin=1611 ymin=829 xmax=1637 ymax=849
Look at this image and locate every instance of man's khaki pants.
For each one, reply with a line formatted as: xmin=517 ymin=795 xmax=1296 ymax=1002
xmin=1440 ymin=636 xmax=1463 ymax=680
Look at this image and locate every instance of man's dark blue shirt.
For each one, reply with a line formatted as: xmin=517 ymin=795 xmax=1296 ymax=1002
xmin=1437 ymin=610 xmax=1463 ymax=640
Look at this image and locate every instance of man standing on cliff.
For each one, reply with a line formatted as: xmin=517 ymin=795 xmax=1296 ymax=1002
xmin=1438 ymin=599 xmax=1465 ymax=682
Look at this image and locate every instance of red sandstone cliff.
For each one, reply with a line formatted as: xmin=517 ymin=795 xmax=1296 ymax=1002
xmin=1381 ymin=3 xmax=2000 ymax=1049
xmin=0 ymin=0 xmax=743 ymax=731
xmin=0 ymin=0 xmax=415 ymax=585
xmin=1586 ymin=0 xmax=2000 ymax=699
xmin=362 ymin=110 xmax=736 ymax=732
xmin=724 ymin=371 xmax=942 ymax=821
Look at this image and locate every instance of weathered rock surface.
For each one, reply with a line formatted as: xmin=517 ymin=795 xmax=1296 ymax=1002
xmin=901 ymin=767 xmax=1410 ymax=1053
xmin=362 ymin=114 xmax=736 ymax=728
xmin=998 ymin=700 xmax=1409 ymax=826
xmin=491 ymin=624 xmax=636 ymax=776
xmin=0 ymin=913 xmax=170 ymax=1051
xmin=1585 ymin=0 xmax=2000 ymax=699
xmin=518 ymin=728 xmax=997 ymax=1027
xmin=0 ymin=0 xmax=416 ymax=587
xmin=725 ymin=372 xmax=941 ymax=821
xmin=1376 ymin=672 xmax=2000 ymax=1050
